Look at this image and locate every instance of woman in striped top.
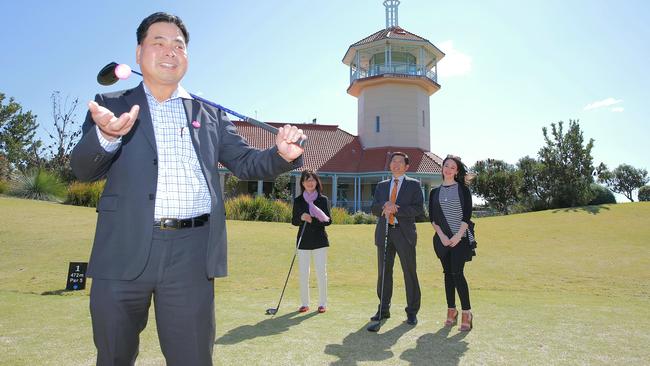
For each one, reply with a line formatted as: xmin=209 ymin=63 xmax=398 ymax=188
xmin=428 ymin=155 xmax=475 ymax=331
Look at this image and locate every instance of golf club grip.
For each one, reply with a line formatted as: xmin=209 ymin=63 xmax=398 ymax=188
xmin=190 ymin=94 xmax=306 ymax=147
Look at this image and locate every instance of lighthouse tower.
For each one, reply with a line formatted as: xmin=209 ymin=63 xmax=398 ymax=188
xmin=342 ymin=0 xmax=445 ymax=151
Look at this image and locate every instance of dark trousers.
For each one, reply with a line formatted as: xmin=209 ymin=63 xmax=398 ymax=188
xmin=90 ymin=225 xmax=215 ymax=366
xmin=376 ymin=227 xmax=421 ymax=316
xmin=440 ymin=248 xmax=471 ymax=310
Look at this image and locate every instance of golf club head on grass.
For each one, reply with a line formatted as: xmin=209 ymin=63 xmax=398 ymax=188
xmin=366 ymin=321 xmax=382 ymax=332
xmin=265 ymin=308 xmax=278 ymax=316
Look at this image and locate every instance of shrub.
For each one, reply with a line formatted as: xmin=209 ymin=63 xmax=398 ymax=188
xmin=225 ymin=195 xmax=291 ymax=222
xmin=588 ymin=183 xmax=616 ymax=205
xmin=330 ymin=207 xmax=353 ymax=224
xmin=10 ymin=169 xmax=67 ymax=202
xmin=67 ymin=180 xmax=106 ymax=207
xmin=639 ymin=186 xmax=650 ymax=202
xmin=352 ymin=211 xmax=377 ymax=224
xmin=0 ymin=179 xmax=8 ymax=194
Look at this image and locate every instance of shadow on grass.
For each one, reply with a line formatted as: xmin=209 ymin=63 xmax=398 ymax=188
xmin=215 ymin=311 xmax=319 ymax=345
xmin=400 ymin=326 xmax=468 ymax=366
xmin=552 ymin=205 xmax=610 ymax=215
xmin=41 ymin=289 xmax=69 ymax=295
xmin=323 ymin=322 xmax=414 ymax=365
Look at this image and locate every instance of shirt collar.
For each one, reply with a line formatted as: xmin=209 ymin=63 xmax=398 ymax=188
xmin=142 ymin=82 xmax=193 ymax=102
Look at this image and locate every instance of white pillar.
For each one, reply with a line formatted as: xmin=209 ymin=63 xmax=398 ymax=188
xmin=332 ymin=175 xmax=338 ymax=207
xmin=295 ymin=175 xmax=301 ymax=197
xmin=219 ymin=173 xmax=225 ymax=199
xmin=257 ymin=180 xmax=263 ymax=196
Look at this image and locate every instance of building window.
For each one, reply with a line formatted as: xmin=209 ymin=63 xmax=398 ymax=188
xmin=376 ymin=116 xmax=380 ymax=132
xmin=422 ymin=110 xmax=425 ymax=127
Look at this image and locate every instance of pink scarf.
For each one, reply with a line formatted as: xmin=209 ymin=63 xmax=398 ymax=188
xmin=303 ymin=191 xmax=330 ymax=222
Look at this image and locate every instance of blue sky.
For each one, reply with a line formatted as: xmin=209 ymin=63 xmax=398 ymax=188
xmin=2 ymin=0 xmax=649 ymax=199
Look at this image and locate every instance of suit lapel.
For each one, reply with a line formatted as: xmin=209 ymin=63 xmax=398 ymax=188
xmin=184 ymin=98 xmax=217 ymax=202
xmin=125 ymin=83 xmax=157 ymax=153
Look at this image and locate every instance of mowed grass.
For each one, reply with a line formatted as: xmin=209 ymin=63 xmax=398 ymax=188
xmin=1 ymin=196 xmax=649 ymax=365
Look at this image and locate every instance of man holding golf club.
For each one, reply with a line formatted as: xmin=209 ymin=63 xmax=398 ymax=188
xmin=71 ymin=12 xmax=305 ymax=365
xmin=368 ymin=152 xmax=424 ymax=331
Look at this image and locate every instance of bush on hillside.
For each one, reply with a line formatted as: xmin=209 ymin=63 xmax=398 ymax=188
xmin=10 ymin=169 xmax=66 ymax=202
xmin=639 ymin=186 xmax=650 ymax=202
xmin=588 ymin=183 xmax=616 ymax=205
xmin=0 ymin=179 xmax=8 ymax=194
xmin=225 ymin=195 xmax=292 ymax=222
xmin=67 ymin=180 xmax=106 ymax=207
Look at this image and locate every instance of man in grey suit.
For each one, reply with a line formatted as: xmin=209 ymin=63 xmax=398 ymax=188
xmin=370 ymin=152 xmax=424 ymax=326
xmin=70 ymin=12 xmax=305 ymax=365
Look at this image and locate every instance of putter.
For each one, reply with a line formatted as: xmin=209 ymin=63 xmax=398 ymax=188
xmin=96 ymin=62 xmax=306 ymax=147
xmin=367 ymin=217 xmax=390 ymax=332
xmin=265 ymin=222 xmax=308 ymax=315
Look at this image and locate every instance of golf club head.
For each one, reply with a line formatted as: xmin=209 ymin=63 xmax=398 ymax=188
xmin=97 ymin=62 xmax=119 ymax=86
xmin=366 ymin=321 xmax=381 ymax=332
xmin=265 ymin=308 xmax=278 ymax=316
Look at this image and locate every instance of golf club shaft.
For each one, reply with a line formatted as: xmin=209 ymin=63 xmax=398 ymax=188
xmin=377 ymin=217 xmax=390 ymax=322
xmin=189 ymin=94 xmax=305 ymax=147
xmin=272 ymin=222 xmax=308 ymax=313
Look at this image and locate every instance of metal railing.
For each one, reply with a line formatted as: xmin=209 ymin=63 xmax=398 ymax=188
xmin=351 ymin=63 xmax=437 ymax=84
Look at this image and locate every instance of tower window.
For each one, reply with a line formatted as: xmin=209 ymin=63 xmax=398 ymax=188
xmin=422 ymin=110 xmax=425 ymax=127
xmin=376 ymin=116 xmax=380 ymax=132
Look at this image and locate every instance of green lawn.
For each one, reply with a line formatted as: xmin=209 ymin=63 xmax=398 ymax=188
xmin=1 ymin=196 xmax=649 ymax=365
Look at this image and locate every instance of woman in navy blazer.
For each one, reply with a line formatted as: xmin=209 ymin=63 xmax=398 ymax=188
xmin=292 ymin=169 xmax=331 ymax=313
xmin=429 ymin=155 xmax=476 ymax=331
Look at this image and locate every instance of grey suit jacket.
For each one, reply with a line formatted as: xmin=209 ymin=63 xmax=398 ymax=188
xmin=71 ymin=83 xmax=301 ymax=280
xmin=371 ymin=176 xmax=424 ymax=246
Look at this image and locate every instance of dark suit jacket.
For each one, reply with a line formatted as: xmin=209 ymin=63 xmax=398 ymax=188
xmin=291 ymin=194 xmax=331 ymax=250
xmin=71 ymin=83 xmax=301 ymax=280
xmin=371 ymin=176 xmax=424 ymax=246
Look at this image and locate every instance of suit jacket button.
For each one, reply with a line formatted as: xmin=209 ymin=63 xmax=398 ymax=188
xmin=149 ymin=194 xmax=155 ymax=200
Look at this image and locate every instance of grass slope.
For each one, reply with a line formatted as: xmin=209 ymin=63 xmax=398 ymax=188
xmin=1 ymin=196 xmax=649 ymax=365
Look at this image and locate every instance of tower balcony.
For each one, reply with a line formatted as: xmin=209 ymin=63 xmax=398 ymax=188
xmin=347 ymin=62 xmax=440 ymax=97
xmin=351 ymin=62 xmax=437 ymax=83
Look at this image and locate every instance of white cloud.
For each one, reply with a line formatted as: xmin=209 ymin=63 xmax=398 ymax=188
xmin=584 ymin=97 xmax=622 ymax=110
xmin=436 ymin=40 xmax=472 ymax=78
xmin=611 ymin=107 xmax=624 ymax=112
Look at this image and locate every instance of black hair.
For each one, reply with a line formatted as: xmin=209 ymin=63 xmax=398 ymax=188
xmin=390 ymin=151 xmax=410 ymax=165
xmin=299 ymin=169 xmax=323 ymax=194
xmin=442 ymin=155 xmax=469 ymax=186
xmin=137 ymin=12 xmax=189 ymax=45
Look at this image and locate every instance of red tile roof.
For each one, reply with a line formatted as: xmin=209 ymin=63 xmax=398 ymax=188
xmin=350 ymin=26 xmax=431 ymax=46
xmin=225 ymin=121 xmax=442 ymax=175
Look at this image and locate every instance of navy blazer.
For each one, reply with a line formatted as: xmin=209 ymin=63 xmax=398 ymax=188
xmin=291 ymin=194 xmax=331 ymax=250
xmin=371 ymin=176 xmax=424 ymax=246
xmin=71 ymin=83 xmax=301 ymax=280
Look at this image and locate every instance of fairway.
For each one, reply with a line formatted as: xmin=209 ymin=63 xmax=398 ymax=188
xmin=1 ymin=196 xmax=649 ymax=365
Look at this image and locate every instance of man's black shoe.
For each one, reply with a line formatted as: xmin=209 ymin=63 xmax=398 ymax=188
xmin=370 ymin=311 xmax=390 ymax=321
xmin=406 ymin=314 xmax=418 ymax=325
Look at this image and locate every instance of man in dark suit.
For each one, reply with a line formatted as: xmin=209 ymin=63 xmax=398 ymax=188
xmin=370 ymin=152 xmax=424 ymax=326
xmin=70 ymin=12 xmax=305 ymax=365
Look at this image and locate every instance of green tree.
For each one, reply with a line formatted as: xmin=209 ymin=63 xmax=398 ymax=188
xmin=272 ymin=173 xmax=292 ymax=200
xmin=0 ymin=93 xmax=42 ymax=172
xmin=471 ymin=159 xmax=520 ymax=214
xmin=517 ymin=156 xmax=553 ymax=211
xmin=597 ymin=163 xmax=649 ymax=202
xmin=638 ymin=186 xmax=650 ymax=202
xmin=538 ymin=120 xmax=595 ymax=208
xmin=223 ymin=174 xmax=240 ymax=199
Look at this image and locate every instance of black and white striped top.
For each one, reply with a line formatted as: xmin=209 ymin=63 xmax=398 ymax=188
xmin=439 ymin=183 xmax=475 ymax=242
